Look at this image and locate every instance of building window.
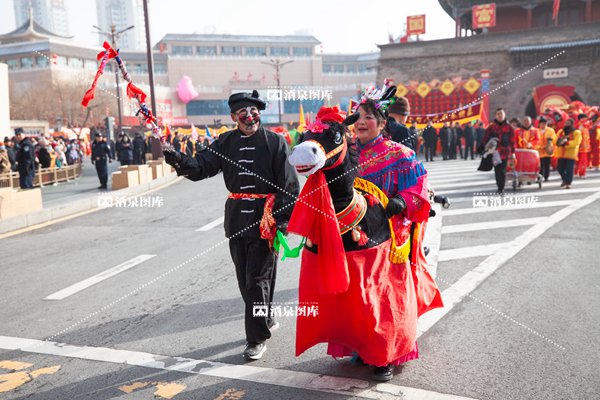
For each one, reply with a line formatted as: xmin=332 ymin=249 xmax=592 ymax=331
xmin=245 ymin=46 xmax=267 ymax=57
xmin=84 ymin=59 xmax=97 ymax=70
xmin=322 ymin=64 xmax=332 ymax=73
xmin=55 ymin=56 xmax=68 ymax=66
xmin=154 ymin=63 xmax=167 ymax=74
xmin=346 ymin=64 xmax=357 ymax=73
xmin=333 ymin=64 xmax=344 ymax=73
xmin=270 ymin=47 xmax=290 ymax=56
xmin=172 ymin=45 xmax=193 ymax=55
xmin=196 ymin=46 xmax=217 ymax=55
xmin=133 ymin=63 xmax=148 ymax=74
xmin=7 ymin=59 xmax=18 ymax=70
xmin=358 ymin=64 xmax=367 ymax=73
xmin=36 ymin=56 xmax=49 ymax=68
xmin=186 ymin=100 xmax=230 ymax=116
xmin=20 ymin=57 xmax=33 ymax=69
xmin=70 ymin=58 xmax=83 ymax=68
xmin=293 ymin=47 xmax=311 ymax=57
xmin=221 ymin=46 xmax=242 ymax=56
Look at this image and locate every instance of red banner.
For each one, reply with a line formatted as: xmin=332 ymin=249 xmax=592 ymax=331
xmin=407 ymin=15 xmax=426 ymax=35
xmin=407 ymin=102 xmax=483 ymax=128
xmin=472 ymin=3 xmax=496 ymax=29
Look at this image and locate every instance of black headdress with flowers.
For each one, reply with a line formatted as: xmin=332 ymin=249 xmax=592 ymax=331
xmin=353 ymin=79 xmax=398 ymax=119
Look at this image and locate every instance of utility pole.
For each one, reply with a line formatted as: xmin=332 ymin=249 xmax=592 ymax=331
xmin=93 ymin=23 xmax=134 ymax=142
xmin=142 ymin=0 xmax=156 ymax=117
xmin=261 ymin=58 xmax=294 ymax=124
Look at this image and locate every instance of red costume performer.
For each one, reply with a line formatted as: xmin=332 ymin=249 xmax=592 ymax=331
xmin=288 ymin=100 xmax=442 ymax=375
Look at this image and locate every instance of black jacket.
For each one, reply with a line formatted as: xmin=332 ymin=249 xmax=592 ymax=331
xmin=387 ymin=118 xmax=416 ymax=150
xmin=16 ymin=138 xmax=35 ymax=170
xmin=91 ymin=140 xmax=112 ymax=163
xmin=38 ymin=147 xmax=52 ymax=168
xmin=133 ymin=136 xmax=147 ymax=155
xmin=172 ymin=127 xmax=300 ymax=238
xmin=463 ymin=126 xmax=475 ymax=144
xmin=423 ymin=126 xmax=438 ymax=145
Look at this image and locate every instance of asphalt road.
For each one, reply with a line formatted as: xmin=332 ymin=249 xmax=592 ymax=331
xmin=1 ymin=157 xmax=599 ymax=400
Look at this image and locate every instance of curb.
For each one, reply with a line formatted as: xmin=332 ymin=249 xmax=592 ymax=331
xmin=0 ymin=173 xmax=181 ymax=236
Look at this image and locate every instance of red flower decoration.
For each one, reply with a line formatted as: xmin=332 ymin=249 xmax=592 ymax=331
xmin=305 ymin=121 xmax=330 ymax=133
xmin=316 ymin=106 xmax=346 ymax=124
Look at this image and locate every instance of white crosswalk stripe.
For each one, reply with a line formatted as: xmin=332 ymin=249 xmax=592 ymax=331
xmin=422 ymin=156 xmax=600 ymax=341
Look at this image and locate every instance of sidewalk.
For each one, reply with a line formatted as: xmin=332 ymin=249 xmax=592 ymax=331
xmin=0 ymin=159 xmax=179 ymax=235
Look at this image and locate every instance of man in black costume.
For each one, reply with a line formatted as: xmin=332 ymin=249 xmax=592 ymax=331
xmin=163 ymin=90 xmax=299 ymax=361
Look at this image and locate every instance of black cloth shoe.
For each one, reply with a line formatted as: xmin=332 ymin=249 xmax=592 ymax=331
xmin=243 ymin=343 xmax=267 ymax=361
xmin=373 ymin=364 xmax=394 ymax=382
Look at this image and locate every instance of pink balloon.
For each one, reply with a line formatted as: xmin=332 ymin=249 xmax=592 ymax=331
xmin=177 ymin=75 xmax=199 ymax=104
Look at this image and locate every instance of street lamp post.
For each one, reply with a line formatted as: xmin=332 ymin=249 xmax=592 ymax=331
xmin=261 ymin=58 xmax=294 ymax=125
xmin=93 ymin=23 xmax=134 ymax=142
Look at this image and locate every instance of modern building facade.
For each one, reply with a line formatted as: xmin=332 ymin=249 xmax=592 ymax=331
xmin=13 ymin=0 xmax=70 ymax=37
xmin=0 ymin=17 xmax=378 ymax=129
xmin=96 ymin=0 xmax=146 ymax=50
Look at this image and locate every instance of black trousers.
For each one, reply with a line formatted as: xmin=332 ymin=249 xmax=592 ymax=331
xmin=456 ymin=142 xmax=464 ymax=159
xmin=95 ymin=160 xmax=108 ymax=186
xmin=540 ymin=157 xmax=551 ymax=181
xmin=441 ymin=144 xmax=449 ymax=160
xmin=494 ymin=160 xmax=507 ymax=192
xmin=229 ymin=238 xmax=277 ymax=345
xmin=557 ymin=158 xmax=575 ymax=185
xmin=425 ymin=144 xmax=436 ymax=161
xmin=464 ymin=142 xmax=474 ymax=160
xmin=18 ymin=167 xmax=34 ymax=189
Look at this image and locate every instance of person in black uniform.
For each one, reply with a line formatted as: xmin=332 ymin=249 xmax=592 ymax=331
xmin=475 ymin=121 xmax=486 ymax=158
xmin=132 ymin=132 xmax=147 ymax=165
xmin=439 ymin=122 xmax=452 ymax=160
xmin=163 ymin=90 xmax=299 ymax=361
xmin=453 ymin=122 xmax=464 ymax=159
xmin=463 ymin=120 xmax=476 ymax=160
xmin=91 ymin=131 xmax=113 ymax=189
xmin=422 ymin=120 xmax=438 ymax=162
xmin=14 ymin=128 xmax=35 ymax=189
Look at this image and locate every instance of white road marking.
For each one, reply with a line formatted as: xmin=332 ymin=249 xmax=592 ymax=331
xmin=438 ymin=243 xmax=507 ymax=262
xmin=432 ymin=179 xmax=501 ymax=190
xmin=44 ymin=255 xmax=156 ymax=300
xmin=446 ymin=186 xmax=600 ymax=204
xmin=442 ymin=217 xmax=545 ymax=234
xmin=418 ymin=190 xmax=600 ymax=337
xmin=196 ymin=216 xmax=224 ymax=232
xmin=0 ymin=335 xmax=478 ymax=400
xmin=429 ymin=173 xmax=494 ymax=185
xmin=430 ymin=174 xmax=600 ymax=192
xmin=424 ymin=204 xmax=443 ymax=277
xmin=442 ymin=200 xmax=572 ymax=216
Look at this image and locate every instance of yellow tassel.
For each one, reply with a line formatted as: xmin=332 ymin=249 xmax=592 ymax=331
xmin=353 ymin=177 xmax=409 ymax=263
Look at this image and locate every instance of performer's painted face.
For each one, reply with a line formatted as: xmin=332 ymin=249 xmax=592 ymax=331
xmin=232 ymin=106 xmax=261 ymax=136
xmin=355 ymin=106 xmax=385 ymax=144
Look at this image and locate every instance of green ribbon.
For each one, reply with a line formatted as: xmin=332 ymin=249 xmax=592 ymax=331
xmin=273 ymin=230 xmax=305 ymax=260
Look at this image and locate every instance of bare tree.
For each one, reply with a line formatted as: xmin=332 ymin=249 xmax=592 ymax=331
xmin=9 ymin=75 xmax=120 ymax=129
